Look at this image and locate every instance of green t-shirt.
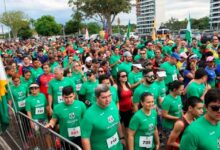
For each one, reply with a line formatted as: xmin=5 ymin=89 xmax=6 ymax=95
xmin=162 ymin=45 xmax=172 ymax=56
xmin=109 ymin=54 xmax=121 ymax=77
xmin=160 ymin=61 xmax=179 ymax=85
xmin=20 ymin=77 xmax=33 ymax=88
xmin=133 ymin=82 xmax=160 ymax=106
xmin=134 ymin=54 xmax=148 ymax=62
xmin=70 ymin=71 xmax=84 ymax=93
xmin=180 ymin=116 xmax=220 ymax=150
xmin=81 ymin=102 xmax=123 ymax=150
xmin=48 ymin=77 xmax=76 ymax=108
xmin=186 ymin=81 xmax=205 ymax=99
xmin=110 ymin=86 xmax=119 ymax=103
xmin=192 ymin=47 xmax=202 ymax=59
xmin=50 ymin=61 xmax=60 ymax=73
xmin=118 ymin=62 xmax=132 ymax=75
xmin=52 ymin=100 xmax=86 ymax=140
xmin=63 ymin=56 xmax=80 ymax=68
xmin=31 ymin=67 xmax=44 ymax=82
xmin=147 ymin=49 xmax=155 ymax=59
xmin=128 ymin=71 xmax=143 ymax=87
xmin=9 ymin=84 xmax=28 ymax=111
xmin=161 ymin=94 xmax=182 ymax=129
xmin=25 ymin=93 xmax=47 ymax=120
xmin=129 ymin=109 xmax=157 ymax=150
xmin=79 ymin=80 xmax=99 ymax=104
xmin=155 ymin=80 xmax=167 ymax=101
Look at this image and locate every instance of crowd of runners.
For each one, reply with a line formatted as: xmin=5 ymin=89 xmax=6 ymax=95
xmin=1 ymin=34 xmax=220 ymax=150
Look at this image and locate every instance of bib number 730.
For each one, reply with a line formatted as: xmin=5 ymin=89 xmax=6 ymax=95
xmin=139 ymin=136 xmax=153 ymax=148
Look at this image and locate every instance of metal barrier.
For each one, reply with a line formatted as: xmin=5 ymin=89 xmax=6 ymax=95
xmin=6 ymin=105 xmax=82 ymax=150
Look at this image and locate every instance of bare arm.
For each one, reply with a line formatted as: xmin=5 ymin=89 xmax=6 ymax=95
xmin=48 ymin=94 xmax=53 ymax=116
xmin=133 ymin=103 xmax=139 ymax=113
xmin=81 ymin=138 xmax=91 ymax=150
xmin=45 ymin=118 xmax=57 ymax=128
xmin=154 ymin=127 xmax=160 ymax=150
xmin=167 ymin=120 xmax=184 ymax=149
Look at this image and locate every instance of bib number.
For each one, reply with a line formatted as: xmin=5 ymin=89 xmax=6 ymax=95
xmin=76 ymin=84 xmax=82 ymax=91
xmin=172 ymin=74 xmax=177 ymax=81
xmin=58 ymin=96 xmax=63 ymax=103
xmin=35 ymin=107 xmax=44 ymax=115
xmin=18 ymin=100 xmax=25 ymax=108
xmin=139 ymin=136 xmax=153 ymax=148
xmin=68 ymin=126 xmax=81 ymax=137
xmin=106 ymin=132 xmax=119 ymax=148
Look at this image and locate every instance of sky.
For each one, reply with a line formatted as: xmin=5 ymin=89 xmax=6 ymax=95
xmin=0 ymin=0 xmax=210 ymax=29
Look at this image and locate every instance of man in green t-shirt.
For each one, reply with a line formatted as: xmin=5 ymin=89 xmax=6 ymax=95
xmin=30 ymin=58 xmax=44 ymax=82
xmin=118 ymin=51 xmax=132 ymax=74
xmin=46 ymin=86 xmax=86 ymax=149
xmin=128 ymin=63 xmax=144 ymax=90
xmin=48 ymin=67 xmax=75 ymax=116
xmin=180 ymin=89 xmax=220 ymax=150
xmin=160 ymin=52 xmax=183 ymax=85
xmin=133 ymin=69 xmax=161 ymax=112
xmin=81 ymin=84 xmax=125 ymax=150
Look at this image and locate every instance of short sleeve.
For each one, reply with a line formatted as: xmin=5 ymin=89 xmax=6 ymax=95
xmin=129 ymin=113 xmax=140 ymax=131
xmin=79 ymin=82 xmax=86 ymax=95
xmin=80 ymin=115 xmax=93 ymax=138
xmin=180 ymin=128 xmax=198 ymax=150
xmin=25 ymin=98 xmax=31 ymax=112
xmin=161 ymin=96 xmax=170 ymax=111
xmin=48 ymin=80 xmax=53 ymax=95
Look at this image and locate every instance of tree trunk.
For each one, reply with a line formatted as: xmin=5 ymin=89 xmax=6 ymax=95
xmin=106 ymin=15 xmax=112 ymax=35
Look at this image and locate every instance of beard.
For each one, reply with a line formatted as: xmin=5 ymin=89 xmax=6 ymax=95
xmin=146 ymin=79 xmax=154 ymax=84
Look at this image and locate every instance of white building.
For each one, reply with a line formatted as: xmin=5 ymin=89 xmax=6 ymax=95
xmin=210 ymin=0 xmax=220 ymax=30
xmin=136 ymin=0 xmax=165 ymax=36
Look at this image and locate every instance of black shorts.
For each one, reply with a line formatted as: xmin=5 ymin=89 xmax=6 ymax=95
xmin=120 ymin=110 xmax=133 ymax=128
xmin=61 ymin=136 xmax=82 ymax=149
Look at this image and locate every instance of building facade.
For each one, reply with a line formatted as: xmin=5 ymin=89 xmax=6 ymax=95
xmin=210 ymin=0 xmax=220 ymax=30
xmin=136 ymin=0 xmax=165 ymax=36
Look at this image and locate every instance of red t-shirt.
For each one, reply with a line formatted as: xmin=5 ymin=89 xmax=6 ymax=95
xmin=38 ymin=74 xmax=55 ymax=99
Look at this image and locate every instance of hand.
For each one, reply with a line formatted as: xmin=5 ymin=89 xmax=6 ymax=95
xmin=45 ymin=123 xmax=53 ymax=129
xmin=155 ymin=144 xmax=160 ymax=150
xmin=30 ymin=122 xmax=35 ymax=129
xmin=47 ymin=107 xmax=53 ymax=117
xmin=120 ymin=139 xmax=126 ymax=148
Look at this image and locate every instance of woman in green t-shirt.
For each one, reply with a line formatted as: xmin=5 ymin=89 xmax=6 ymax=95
xmin=161 ymin=81 xmax=184 ymax=143
xmin=128 ymin=92 xmax=160 ymax=150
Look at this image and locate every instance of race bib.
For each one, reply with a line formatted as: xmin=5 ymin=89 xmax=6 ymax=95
xmin=68 ymin=126 xmax=81 ymax=137
xmin=106 ymin=132 xmax=119 ymax=148
xmin=58 ymin=96 xmax=63 ymax=103
xmin=139 ymin=136 xmax=153 ymax=148
xmin=18 ymin=100 xmax=26 ymax=108
xmin=35 ymin=107 xmax=44 ymax=115
xmin=172 ymin=73 xmax=178 ymax=81
xmin=76 ymin=84 xmax=82 ymax=91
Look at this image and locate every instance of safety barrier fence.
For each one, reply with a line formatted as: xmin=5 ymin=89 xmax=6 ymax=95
xmin=6 ymin=105 xmax=82 ymax=150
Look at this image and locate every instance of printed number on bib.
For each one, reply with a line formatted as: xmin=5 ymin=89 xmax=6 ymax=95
xmin=18 ymin=100 xmax=25 ymax=108
xmin=172 ymin=74 xmax=178 ymax=81
xmin=58 ymin=96 xmax=63 ymax=103
xmin=139 ymin=136 xmax=153 ymax=148
xmin=106 ymin=132 xmax=119 ymax=148
xmin=76 ymin=84 xmax=82 ymax=91
xmin=35 ymin=107 xmax=44 ymax=115
xmin=68 ymin=126 xmax=81 ymax=137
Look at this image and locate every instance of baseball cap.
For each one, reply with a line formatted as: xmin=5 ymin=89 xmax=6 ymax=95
xmin=180 ymin=52 xmax=188 ymax=59
xmin=132 ymin=63 xmax=143 ymax=69
xmin=171 ymin=52 xmax=181 ymax=61
xmin=147 ymin=42 xmax=153 ymax=46
xmin=167 ymin=40 xmax=174 ymax=44
xmin=206 ymin=56 xmax=214 ymax=62
xmin=157 ymin=71 xmax=167 ymax=77
xmin=86 ymin=70 xmax=94 ymax=76
xmin=30 ymin=83 xmax=39 ymax=88
xmin=85 ymin=57 xmax=92 ymax=63
xmin=189 ymin=54 xmax=198 ymax=60
xmin=123 ymin=51 xmax=132 ymax=57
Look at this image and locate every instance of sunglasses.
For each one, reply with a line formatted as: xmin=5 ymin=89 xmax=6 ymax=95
xmin=30 ymin=87 xmax=38 ymax=90
xmin=87 ymin=74 xmax=93 ymax=77
xmin=120 ymin=75 xmax=127 ymax=78
xmin=209 ymin=105 xmax=220 ymax=112
xmin=145 ymin=75 xmax=155 ymax=79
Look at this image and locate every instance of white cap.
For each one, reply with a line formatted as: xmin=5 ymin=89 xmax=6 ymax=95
xmin=123 ymin=51 xmax=132 ymax=57
xmin=157 ymin=71 xmax=166 ymax=77
xmin=85 ymin=57 xmax=92 ymax=62
xmin=132 ymin=64 xmax=143 ymax=69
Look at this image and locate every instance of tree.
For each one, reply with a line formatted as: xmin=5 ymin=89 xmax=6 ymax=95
xmin=34 ymin=15 xmax=62 ymax=36
xmin=86 ymin=22 xmax=101 ymax=34
xmin=18 ymin=25 xmax=33 ymax=40
xmin=68 ymin=0 xmax=132 ymax=34
xmin=0 ymin=11 xmax=29 ymax=38
xmin=65 ymin=20 xmax=80 ymax=34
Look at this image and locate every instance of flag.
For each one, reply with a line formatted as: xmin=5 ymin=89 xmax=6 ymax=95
xmin=185 ymin=14 xmax=192 ymax=44
xmin=0 ymin=57 xmax=9 ymax=133
xmin=85 ymin=28 xmax=89 ymax=40
xmin=126 ymin=20 xmax=131 ymax=39
xmin=152 ymin=19 xmax=156 ymax=41
xmin=104 ymin=20 xmax=109 ymax=41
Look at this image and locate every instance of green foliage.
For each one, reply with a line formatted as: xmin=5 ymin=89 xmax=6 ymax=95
xmin=34 ymin=15 xmax=62 ymax=36
xmin=18 ymin=25 xmax=33 ymax=40
xmin=164 ymin=16 xmax=209 ymax=31
xmin=68 ymin=0 xmax=132 ymax=34
xmin=0 ymin=11 xmax=29 ymax=38
xmin=65 ymin=20 xmax=80 ymax=34
xmin=86 ymin=22 xmax=101 ymax=34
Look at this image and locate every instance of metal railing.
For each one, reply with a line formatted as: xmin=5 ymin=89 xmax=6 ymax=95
xmin=6 ymin=105 xmax=82 ymax=150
